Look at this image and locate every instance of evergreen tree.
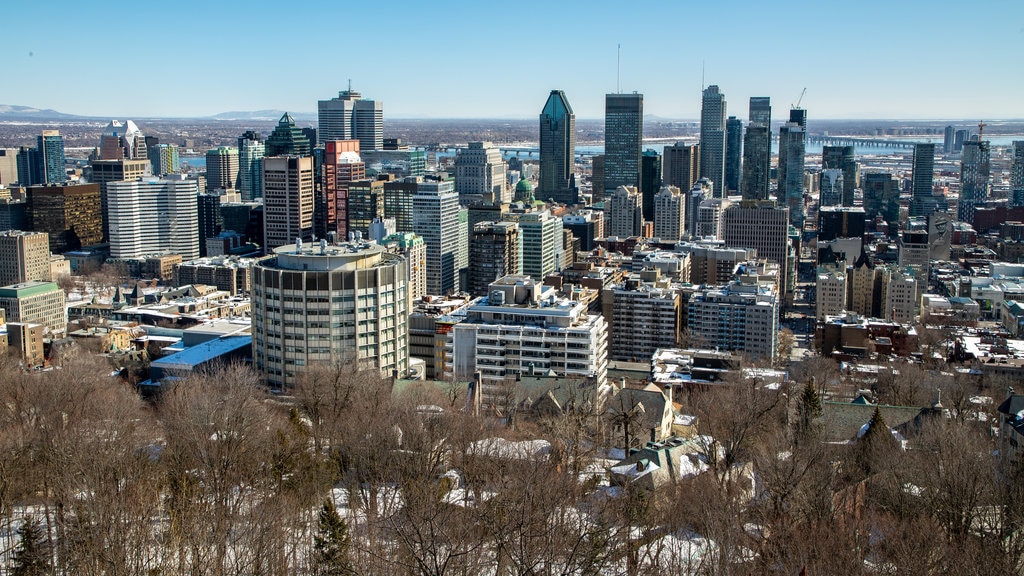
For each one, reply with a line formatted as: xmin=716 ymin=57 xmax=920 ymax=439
xmin=854 ymin=406 xmax=899 ymax=477
xmin=313 ymin=499 xmax=354 ymax=576
xmin=794 ymin=379 xmax=823 ymax=441
xmin=11 ymin=516 xmax=51 ymax=576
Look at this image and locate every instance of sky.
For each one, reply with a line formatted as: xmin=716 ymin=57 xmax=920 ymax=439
xmin=4 ymin=0 xmax=1023 ymax=120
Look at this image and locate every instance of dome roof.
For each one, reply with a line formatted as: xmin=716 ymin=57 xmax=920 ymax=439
xmin=515 ymin=178 xmax=533 ymax=192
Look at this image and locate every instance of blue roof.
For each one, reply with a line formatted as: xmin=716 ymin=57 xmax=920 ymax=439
xmin=151 ymin=335 xmax=251 ymax=371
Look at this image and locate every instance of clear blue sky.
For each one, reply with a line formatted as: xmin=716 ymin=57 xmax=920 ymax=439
xmin=5 ymin=0 xmax=1023 ymax=119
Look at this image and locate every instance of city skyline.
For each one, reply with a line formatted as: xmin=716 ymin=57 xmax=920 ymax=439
xmin=5 ymin=0 xmax=1023 ymax=120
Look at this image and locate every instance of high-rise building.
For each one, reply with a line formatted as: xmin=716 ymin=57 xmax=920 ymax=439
xmin=653 ymin=185 xmax=686 ymax=241
xmin=777 ymin=110 xmax=807 ymax=228
xmin=149 ymin=144 xmax=181 ymax=176
xmin=322 ymin=140 xmax=363 ymax=238
xmin=346 ymin=179 xmax=385 ymax=238
xmin=910 ymin=143 xmax=936 ymax=217
xmin=1012 ymin=141 xmax=1024 ymax=207
xmin=455 ymin=142 xmax=509 ymax=203
xmin=106 ymin=175 xmax=199 ymax=261
xmin=725 ymin=116 xmax=742 ymax=194
xmin=958 ymin=140 xmax=991 ymax=224
xmin=816 ymin=270 xmax=847 ymax=319
xmin=265 ymin=113 xmax=312 ymax=157
xmin=663 ymin=142 xmax=699 ymax=192
xmin=603 ymin=274 xmax=682 ymax=362
xmin=721 ymin=200 xmax=791 ymax=300
xmin=953 ymin=129 xmax=969 ymax=153
xmin=196 ymin=193 xmax=222 ymax=257
xmin=507 ymin=209 xmax=562 ymax=281
xmin=943 ymin=125 xmax=955 ymax=154
xmin=380 ymin=232 xmax=427 ymax=305
xmin=0 ymin=281 xmax=67 ymax=335
xmin=606 ymin=185 xmax=643 ymax=238
xmin=414 ymin=177 xmax=460 ymax=295
xmin=604 ymin=93 xmax=643 ymax=195
xmin=99 ymin=120 xmax=147 ymax=161
xmin=699 ymin=85 xmax=727 ymax=195
xmin=263 ymin=156 xmax=315 ymax=251
xmin=317 ymin=87 xmax=384 ymax=151
xmin=822 ymin=145 xmax=856 ymax=207
xmin=468 ymin=221 xmax=521 ymax=297
xmin=741 ymin=124 xmax=770 ymax=201
xmin=37 ymin=130 xmax=66 ymax=185
xmin=237 ymin=131 xmax=264 ymax=201
xmin=89 ymin=158 xmax=151 ymax=241
xmin=686 ymin=281 xmax=779 ymax=360
xmin=0 ymin=148 xmax=18 ymax=186
xmin=251 ymin=241 xmax=409 ymax=388
xmin=0 ymin=231 xmax=50 ymax=286
xmin=695 ymin=198 xmax=730 ymax=240
xmin=205 ymin=146 xmax=239 ymax=193
xmin=749 ymin=96 xmax=771 ymax=126
xmin=819 ymin=169 xmax=844 ymax=207
xmin=861 ymin=172 xmax=900 ymax=234
xmin=818 ymin=206 xmax=866 ymax=243
xmin=539 ymin=90 xmax=578 ymax=205
xmin=27 ymin=183 xmax=103 ymax=252
xmin=590 ymin=155 xmax=605 ymax=201
xmin=384 ymin=176 xmax=419 ymax=233
xmin=640 ymin=149 xmax=662 ymax=221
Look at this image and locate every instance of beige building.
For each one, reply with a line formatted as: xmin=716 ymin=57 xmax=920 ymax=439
xmin=883 ymin=267 xmax=919 ymax=324
xmin=90 ymin=158 xmax=150 ymax=240
xmin=603 ymin=272 xmax=682 ymax=362
xmin=0 ymin=230 xmax=50 ymax=286
xmin=7 ymin=322 xmax=45 ymax=367
xmin=606 ymin=185 xmax=642 ymax=238
xmin=653 ymin=185 xmax=686 ymax=241
xmin=263 ymin=156 xmax=315 ymax=251
xmin=816 ymin=270 xmax=848 ymax=319
xmin=175 ymin=256 xmax=255 ymax=295
xmin=721 ymin=200 xmax=791 ymax=302
xmin=0 ymin=281 xmax=67 ymax=335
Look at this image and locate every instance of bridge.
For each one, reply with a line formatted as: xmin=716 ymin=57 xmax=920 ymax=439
xmin=806 ymin=135 xmax=929 ymax=150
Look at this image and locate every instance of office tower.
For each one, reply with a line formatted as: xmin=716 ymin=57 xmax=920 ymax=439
xmin=777 ymin=110 xmax=807 ymax=228
xmin=725 ymin=116 xmax=742 ymax=194
xmin=653 ymin=185 xmax=686 ymax=241
xmin=360 ymin=149 xmax=427 ymax=179
xmin=819 ymin=169 xmax=844 ymax=207
xmin=468 ymin=221 xmax=521 ymax=296
xmin=686 ymin=281 xmax=779 ymax=360
xmin=818 ymin=206 xmax=866 ymax=243
xmin=317 ymin=87 xmax=384 ymax=151
xmin=251 ymin=241 xmax=409 ymax=388
xmin=196 ymin=193 xmax=222 ymax=256
xmin=943 ymin=125 xmax=955 ymax=154
xmin=89 ymin=158 xmax=151 ymax=241
xmin=640 ymin=149 xmax=662 ymax=221
xmin=37 ymin=130 xmax=66 ymax=185
xmin=721 ymin=201 xmax=791 ymax=299
xmin=1012 ymin=141 xmax=1024 ymax=207
xmin=27 ymin=183 xmax=102 ymax=252
xmin=346 ymin=179 xmax=385 ymax=237
xmin=447 ymin=275 xmax=608 ymax=401
xmin=910 ymin=143 xmax=937 ymax=217
xmin=321 ymin=140 xmax=363 ymax=238
xmin=590 ymin=155 xmax=605 ymax=201
xmin=699 ymin=85 xmax=727 ymax=195
xmin=0 ymin=282 xmax=67 ymax=335
xmin=263 ymin=156 xmax=315 ymax=251
xmin=663 ymin=142 xmax=699 ymax=192
xmin=606 ymin=185 xmax=643 ymax=238
xmin=604 ymin=93 xmax=643 ymax=194
xmin=603 ymin=274 xmax=682 ymax=362
xmin=953 ymin=129 xmax=968 ymax=153
xmin=0 ymin=231 xmax=50 ymax=286
xmin=861 ymin=172 xmax=901 ymax=234
xmin=99 ymin=120 xmax=147 ymax=160
xmin=743 ymin=98 xmax=773 ymax=201
xmin=265 ymin=113 xmax=312 ymax=157
xmin=414 ymin=177 xmax=460 ymax=295
xmin=958 ymin=140 xmax=991 ymax=224
xmin=513 ymin=209 xmax=562 ymax=281
xmin=455 ymin=142 xmax=509 ymax=203
xmin=384 ymin=176 xmax=419 ymax=232
xmin=107 ymin=176 xmax=199 ymax=261
xmin=0 ymin=149 xmax=17 ymax=186
xmin=457 ymin=207 xmax=469 ymax=285
xmin=237 ymin=131 xmax=264 ymax=200
xmin=822 ymin=145 xmax=856 ymax=206
xmin=149 ymin=144 xmax=181 ymax=176
xmin=205 ymin=146 xmax=239 ymax=193
xmin=695 ymin=198 xmax=730 ymax=240
xmin=538 ymin=90 xmax=578 ymax=205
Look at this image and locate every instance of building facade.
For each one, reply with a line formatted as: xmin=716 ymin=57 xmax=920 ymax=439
xmin=263 ymin=156 xmax=315 ymax=251
xmin=606 ymin=185 xmax=643 ymax=238
xmin=539 ymin=90 xmax=578 ymax=205
xmin=0 ymin=230 xmax=50 ymax=286
xmin=653 ymin=185 xmax=686 ymax=242
xmin=686 ymin=281 xmax=779 ymax=359
xmin=414 ymin=177 xmax=460 ymax=295
xmin=455 ymin=142 xmax=509 ymax=203
xmin=27 ymin=183 xmax=103 ymax=252
xmin=317 ymin=88 xmax=384 ymax=151
xmin=107 ymin=176 xmax=200 ymax=261
xmin=663 ymin=142 xmax=699 ymax=193
xmin=468 ymin=221 xmax=521 ymax=297
xmin=0 ymin=281 xmax=67 ymax=335
xmin=699 ymin=85 xmax=727 ymax=195
xmin=725 ymin=116 xmax=742 ymax=194
xmin=604 ymin=93 xmax=643 ymax=195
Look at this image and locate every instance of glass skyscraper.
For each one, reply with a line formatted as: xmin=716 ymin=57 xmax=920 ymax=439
xmin=539 ymin=90 xmax=577 ymax=205
xmin=741 ymin=97 xmax=771 ymax=201
xmin=37 ymin=130 xmax=66 ymax=185
xmin=699 ymin=86 xmax=727 ymax=197
xmin=604 ymin=93 xmax=643 ymax=196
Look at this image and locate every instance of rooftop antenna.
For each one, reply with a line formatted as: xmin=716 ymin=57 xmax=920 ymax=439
xmin=348 ymin=78 xmax=352 ymax=92
xmin=701 ymin=60 xmax=705 ymax=91
xmin=617 ymin=44 xmax=621 ymax=94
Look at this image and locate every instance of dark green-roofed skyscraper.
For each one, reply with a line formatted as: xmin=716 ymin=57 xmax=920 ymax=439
xmin=265 ymin=113 xmax=311 ymax=157
xmin=539 ymin=90 xmax=578 ymax=205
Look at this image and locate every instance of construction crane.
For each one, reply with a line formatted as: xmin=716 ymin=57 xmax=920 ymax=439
xmin=978 ymin=120 xmax=988 ymax=141
xmin=792 ymin=87 xmax=807 ymax=109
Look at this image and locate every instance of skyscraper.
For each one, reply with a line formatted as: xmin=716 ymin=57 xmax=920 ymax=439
xmin=454 ymin=142 xmax=509 ymax=203
xmin=721 ymin=200 xmax=792 ymax=304
xmin=958 ymin=140 xmax=991 ymax=224
xmin=910 ymin=143 xmax=936 ymax=217
xmin=862 ymin=172 xmax=900 ymax=234
xmin=819 ymin=169 xmax=844 ymax=207
xmin=512 ymin=210 xmax=562 ymax=281
xmin=606 ymin=185 xmax=643 ymax=238
xmin=27 ymin=183 xmax=103 ymax=252
xmin=37 ymin=130 xmax=66 ymax=185
xmin=740 ymin=97 xmax=772 ymax=202
xmin=822 ymin=145 xmax=856 ymax=207
xmin=604 ymin=93 xmax=643 ymax=195
xmin=777 ymin=109 xmax=807 ymax=229
xmin=106 ymin=175 xmax=199 ymax=261
xmin=262 ymin=156 xmax=315 ymax=251
xmin=99 ymin=120 xmax=147 ymax=161
xmin=90 ymin=158 xmax=151 ymax=241
xmin=943 ymin=125 xmax=955 ymax=154
xmin=149 ymin=144 xmax=181 ymax=176
xmin=725 ymin=116 xmax=742 ymax=194
xmin=1012 ymin=141 xmax=1024 ymax=207
xmin=539 ymin=90 xmax=578 ymax=205
xmin=640 ymin=149 xmax=662 ymax=221
xmin=265 ymin=113 xmax=312 ymax=157
xmin=663 ymin=142 xmax=699 ymax=192
xmin=699 ymin=85 xmax=727 ymax=196
xmin=317 ymin=87 xmax=384 ymax=151
xmin=414 ymin=177 xmax=460 ymax=295
xmin=237 ymin=131 xmax=264 ymax=201
xmin=468 ymin=221 xmax=521 ymax=296
xmin=205 ymin=146 xmax=239 ymax=193
xmin=0 ymin=231 xmax=50 ymax=286
xmin=322 ymin=140 xmax=363 ymax=238
xmin=653 ymin=185 xmax=686 ymax=241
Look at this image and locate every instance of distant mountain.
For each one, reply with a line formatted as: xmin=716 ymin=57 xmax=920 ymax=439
xmin=0 ymin=104 xmax=85 ymax=120
xmin=208 ymin=110 xmax=317 ymax=122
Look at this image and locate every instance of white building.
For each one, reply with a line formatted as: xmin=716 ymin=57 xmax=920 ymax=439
xmin=606 ymin=185 xmax=642 ymax=238
xmin=455 ymin=141 xmax=509 ymax=203
xmin=695 ymin=197 xmax=730 ymax=240
xmin=653 ymin=185 xmax=686 ymax=241
xmin=686 ymin=280 xmax=779 ymax=360
xmin=107 ymin=176 xmax=199 ymax=260
xmin=447 ymin=275 xmax=608 ymax=403
xmin=884 ymin=267 xmax=918 ymax=324
xmin=512 ymin=209 xmax=562 ymax=281
xmin=602 ymin=274 xmax=682 ymax=362
xmin=414 ymin=178 xmax=460 ymax=295
xmin=317 ymin=88 xmax=383 ymax=151
xmin=816 ymin=270 xmax=847 ymax=319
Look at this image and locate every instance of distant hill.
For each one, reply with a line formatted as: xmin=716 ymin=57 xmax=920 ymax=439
xmin=0 ymin=104 xmax=85 ymax=120
xmin=208 ymin=110 xmax=317 ymax=122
